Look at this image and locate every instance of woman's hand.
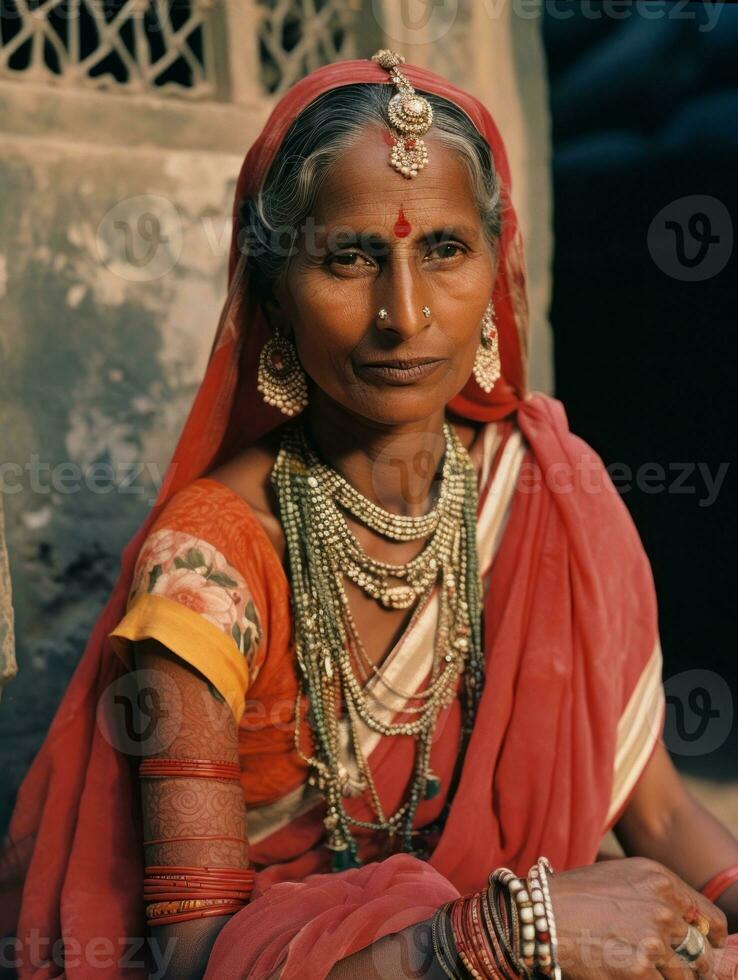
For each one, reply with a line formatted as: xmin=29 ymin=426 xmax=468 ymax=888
xmin=548 ymin=857 xmax=729 ymax=979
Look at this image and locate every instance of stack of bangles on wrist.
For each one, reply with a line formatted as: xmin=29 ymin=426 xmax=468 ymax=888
xmin=139 ymin=757 xmax=254 ymax=927
xmin=432 ymin=856 xmax=561 ymax=980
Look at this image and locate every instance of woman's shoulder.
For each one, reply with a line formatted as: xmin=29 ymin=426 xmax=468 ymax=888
xmin=123 ymin=430 xmax=291 ymax=652
xmin=204 ymin=423 xmax=287 ymax=561
xmin=205 ymin=424 xmax=284 ymax=519
xmin=142 ymin=419 xmax=288 ymax=570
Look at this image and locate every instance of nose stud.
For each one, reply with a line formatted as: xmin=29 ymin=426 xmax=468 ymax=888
xmin=376 ymin=307 xmax=432 ymax=321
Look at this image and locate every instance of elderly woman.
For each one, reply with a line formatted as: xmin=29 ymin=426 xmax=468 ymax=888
xmin=2 ymin=52 xmax=737 ymax=980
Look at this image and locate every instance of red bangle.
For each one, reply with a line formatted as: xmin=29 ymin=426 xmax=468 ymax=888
xmin=144 ymin=869 xmax=255 ymax=881
xmin=140 ymin=758 xmax=240 ymax=766
xmin=447 ymin=891 xmax=505 ymax=979
xmin=144 ymin=878 xmax=253 ymax=891
xmin=471 ymin=891 xmax=498 ymax=977
xmin=145 ymin=865 xmax=254 ymax=877
xmin=481 ymin=886 xmax=517 ymax=980
xmin=701 ymin=864 xmax=738 ymax=904
xmin=143 ymin=876 xmax=255 ymax=889
xmin=144 ymin=889 xmax=252 ymax=902
xmin=146 ymin=903 xmax=244 ymax=927
xmin=143 ymin=869 xmax=254 ymax=897
xmin=449 ymin=899 xmax=471 ymax=974
xmin=142 ymin=835 xmax=249 ymax=846
xmin=143 ymin=864 xmax=255 ymax=929
xmin=139 ymin=758 xmax=241 ymax=780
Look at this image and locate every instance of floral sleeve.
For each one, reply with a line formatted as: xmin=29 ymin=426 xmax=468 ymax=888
xmin=127 ymin=528 xmax=264 ymax=673
xmin=109 ymin=491 xmax=268 ymax=725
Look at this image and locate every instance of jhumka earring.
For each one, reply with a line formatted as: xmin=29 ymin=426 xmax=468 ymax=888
xmin=472 ymin=300 xmax=501 ymax=393
xmin=257 ymin=323 xmax=308 ymax=416
xmin=371 ymin=49 xmax=433 ymax=179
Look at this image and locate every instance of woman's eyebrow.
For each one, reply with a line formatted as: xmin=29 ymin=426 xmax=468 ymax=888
xmin=326 ymin=224 xmax=478 ymax=247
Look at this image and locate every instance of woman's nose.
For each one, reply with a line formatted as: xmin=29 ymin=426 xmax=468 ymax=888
xmin=377 ymin=262 xmax=430 ymax=341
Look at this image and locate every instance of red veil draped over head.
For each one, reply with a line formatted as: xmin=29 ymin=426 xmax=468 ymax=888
xmin=1 ymin=57 xmax=664 ymax=979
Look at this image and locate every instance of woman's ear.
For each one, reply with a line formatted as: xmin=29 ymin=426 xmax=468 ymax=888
xmin=261 ymin=283 xmax=293 ymax=340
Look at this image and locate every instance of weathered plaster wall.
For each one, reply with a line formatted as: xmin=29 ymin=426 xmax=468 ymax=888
xmin=0 ymin=125 xmax=245 ymax=832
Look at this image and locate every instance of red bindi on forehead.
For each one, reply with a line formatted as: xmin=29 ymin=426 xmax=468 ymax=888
xmin=393 ymin=207 xmax=412 ymax=238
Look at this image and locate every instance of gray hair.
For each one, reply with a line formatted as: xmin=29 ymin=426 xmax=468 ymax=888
xmin=237 ymin=83 xmax=503 ymax=305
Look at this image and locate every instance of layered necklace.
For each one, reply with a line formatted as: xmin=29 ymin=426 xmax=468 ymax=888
xmin=271 ymin=416 xmax=485 ymax=870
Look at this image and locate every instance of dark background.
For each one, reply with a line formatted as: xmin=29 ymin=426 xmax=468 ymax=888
xmin=543 ymin=2 xmax=737 ymax=777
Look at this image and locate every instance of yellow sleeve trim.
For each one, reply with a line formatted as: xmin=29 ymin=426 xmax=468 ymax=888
xmin=107 ymin=592 xmax=248 ymax=726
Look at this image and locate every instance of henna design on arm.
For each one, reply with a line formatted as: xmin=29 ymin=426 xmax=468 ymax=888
xmin=132 ymin=639 xmax=248 ymax=870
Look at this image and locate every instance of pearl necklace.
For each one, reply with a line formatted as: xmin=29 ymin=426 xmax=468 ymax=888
xmin=297 ymin=422 xmax=468 ymax=610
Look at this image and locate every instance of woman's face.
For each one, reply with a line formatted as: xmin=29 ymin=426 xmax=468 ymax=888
xmin=269 ymin=125 xmax=498 ymax=426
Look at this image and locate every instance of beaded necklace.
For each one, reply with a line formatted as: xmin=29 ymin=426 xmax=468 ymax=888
xmin=271 ymin=415 xmax=485 ymax=869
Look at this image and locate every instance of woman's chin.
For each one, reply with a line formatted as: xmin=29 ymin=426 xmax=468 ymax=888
xmin=310 ymin=370 xmax=463 ymax=427
xmin=351 ymin=390 xmax=454 ymax=427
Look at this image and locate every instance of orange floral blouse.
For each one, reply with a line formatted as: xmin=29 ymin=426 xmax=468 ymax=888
xmin=108 ymin=477 xmax=307 ymax=808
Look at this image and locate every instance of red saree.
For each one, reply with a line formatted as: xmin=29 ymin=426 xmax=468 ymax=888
xmin=1 ymin=57 xmax=666 ymax=979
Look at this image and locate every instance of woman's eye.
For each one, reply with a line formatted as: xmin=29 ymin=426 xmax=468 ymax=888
xmin=328 ymin=251 xmax=375 ymax=273
xmin=428 ymin=242 xmax=466 ymax=261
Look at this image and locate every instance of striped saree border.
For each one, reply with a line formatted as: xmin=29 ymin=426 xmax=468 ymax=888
xmin=605 ymin=636 xmax=666 ymax=828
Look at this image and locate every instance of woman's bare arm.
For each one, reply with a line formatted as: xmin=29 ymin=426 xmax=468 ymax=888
xmin=326 ymin=920 xmax=445 ymax=979
xmin=132 ymin=638 xmax=249 ymax=980
xmin=615 ymin=740 xmax=738 ymax=931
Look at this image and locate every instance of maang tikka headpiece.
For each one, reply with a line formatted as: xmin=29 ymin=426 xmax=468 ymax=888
xmin=371 ymin=49 xmax=433 ymax=179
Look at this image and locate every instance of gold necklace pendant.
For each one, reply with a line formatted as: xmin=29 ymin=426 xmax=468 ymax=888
xmin=378 ymin=580 xmax=419 ymax=610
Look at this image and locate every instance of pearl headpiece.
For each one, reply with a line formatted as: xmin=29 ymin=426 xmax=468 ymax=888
xmin=370 ymin=49 xmax=433 ymax=179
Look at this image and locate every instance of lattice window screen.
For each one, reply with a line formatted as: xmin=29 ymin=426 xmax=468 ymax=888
xmin=256 ymin=0 xmax=363 ymax=95
xmin=0 ymin=0 xmax=217 ymax=98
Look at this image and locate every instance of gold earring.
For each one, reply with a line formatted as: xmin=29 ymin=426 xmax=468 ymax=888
xmin=257 ymin=324 xmax=308 ymax=416
xmin=472 ymin=300 xmax=501 ymax=393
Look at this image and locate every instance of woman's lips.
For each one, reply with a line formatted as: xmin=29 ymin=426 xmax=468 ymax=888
xmin=358 ymin=359 xmax=445 ymax=385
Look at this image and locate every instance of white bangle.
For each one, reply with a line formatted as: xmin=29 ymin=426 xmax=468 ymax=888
xmin=528 ymin=856 xmax=561 ymax=980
